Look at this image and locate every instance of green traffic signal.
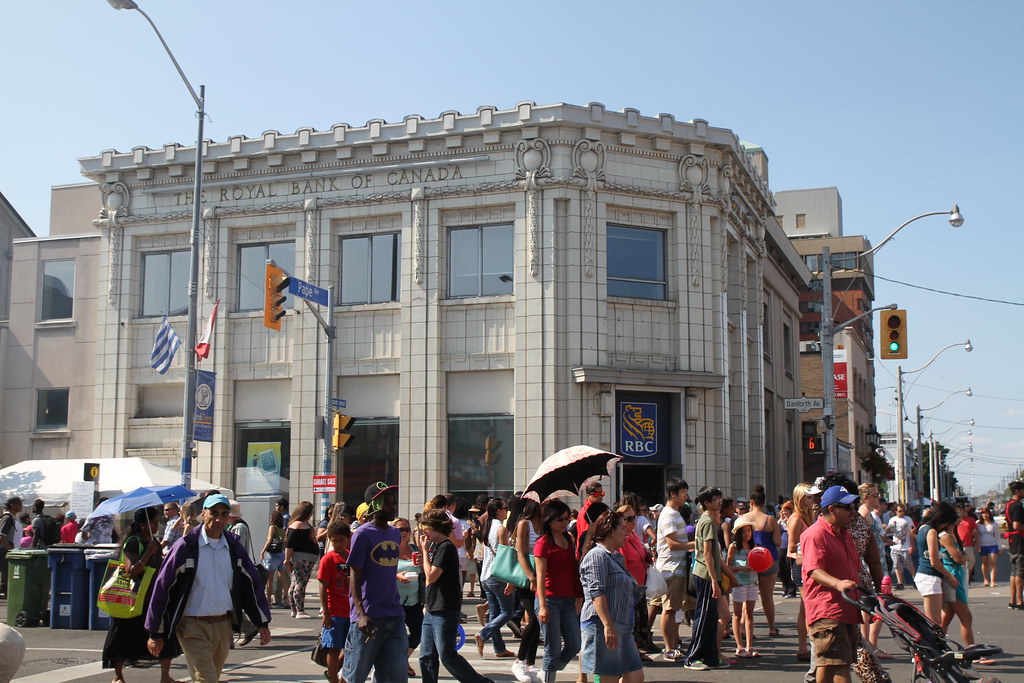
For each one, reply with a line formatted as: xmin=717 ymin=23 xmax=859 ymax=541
xmin=889 ymin=341 xmax=900 ymax=352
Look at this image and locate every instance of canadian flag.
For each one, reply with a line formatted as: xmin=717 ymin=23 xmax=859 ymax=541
xmin=195 ymin=299 xmax=219 ymax=361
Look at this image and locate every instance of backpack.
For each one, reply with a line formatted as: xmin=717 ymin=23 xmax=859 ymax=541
xmin=33 ymin=515 xmax=61 ymax=548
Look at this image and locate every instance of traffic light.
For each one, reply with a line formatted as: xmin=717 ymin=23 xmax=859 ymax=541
xmin=802 ymin=435 xmax=824 ymax=455
xmin=880 ymin=309 xmax=908 ymax=359
xmin=332 ymin=413 xmax=355 ymax=451
xmin=263 ymin=263 xmax=290 ymax=331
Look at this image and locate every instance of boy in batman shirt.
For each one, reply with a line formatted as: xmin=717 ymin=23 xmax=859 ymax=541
xmin=342 ymin=483 xmax=408 ymax=683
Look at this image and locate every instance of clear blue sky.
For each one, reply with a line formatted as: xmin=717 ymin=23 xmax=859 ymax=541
xmin=4 ymin=1 xmax=1021 ymax=497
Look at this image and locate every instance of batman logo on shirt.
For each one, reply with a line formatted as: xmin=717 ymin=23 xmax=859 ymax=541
xmin=370 ymin=540 xmax=400 ymax=566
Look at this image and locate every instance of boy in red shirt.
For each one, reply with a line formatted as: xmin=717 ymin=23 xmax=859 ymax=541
xmin=319 ymin=519 xmax=352 ymax=683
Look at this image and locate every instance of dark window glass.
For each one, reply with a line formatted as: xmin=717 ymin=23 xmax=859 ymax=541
xmin=447 ymin=414 xmax=514 ymax=500
xmin=338 ymin=419 xmax=400 ymax=504
xmin=41 ymin=260 xmax=75 ymax=320
xmin=36 ymin=388 xmax=69 ymax=430
xmin=449 ymin=225 xmax=513 ymax=297
xmin=607 ymin=225 xmax=666 ymax=299
xmin=238 ymin=243 xmax=295 ymax=311
xmin=340 ymin=234 xmax=400 ymax=304
xmin=142 ymin=250 xmax=189 ymax=317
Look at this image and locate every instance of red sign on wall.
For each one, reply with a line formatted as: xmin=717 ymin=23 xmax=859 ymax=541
xmin=834 ymin=348 xmax=848 ymax=399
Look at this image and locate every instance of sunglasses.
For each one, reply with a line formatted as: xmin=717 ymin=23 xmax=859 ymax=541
xmin=395 ymin=527 xmax=411 ymax=533
xmin=830 ymin=504 xmax=854 ymax=511
xmin=624 ymin=515 xmax=636 ymax=522
xmin=591 ymin=491 xmax=605 ymax=497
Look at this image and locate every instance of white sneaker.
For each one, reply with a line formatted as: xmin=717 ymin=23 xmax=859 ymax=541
xmin=511 ymin=660 xmax=533 ymax=683
xmin=526 ymin=665 xmax=542 ymax=683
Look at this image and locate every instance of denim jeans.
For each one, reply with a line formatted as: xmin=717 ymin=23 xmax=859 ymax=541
xmin=537 ymin=596 xmax=581 ymax=676
xmin=420 ymin=609 xmax=490 ymax=683
xmin=341 ymin=614 xmax=409 ymax=683
xmin=479 ymin=577 xmax=514 ymax=652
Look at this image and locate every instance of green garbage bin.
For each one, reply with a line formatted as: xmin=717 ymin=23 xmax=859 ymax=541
xmin=6 ymin=549 xmax=51 ymax=627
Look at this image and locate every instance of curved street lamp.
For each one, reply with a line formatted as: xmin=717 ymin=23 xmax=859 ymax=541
xmin=820 ymin=207 xmax=964 ymax=483
xmin=108 ymin=0 xmax=205 ymax=488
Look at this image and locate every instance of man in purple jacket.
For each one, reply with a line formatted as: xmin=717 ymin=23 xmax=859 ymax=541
xmin=146 ymin=494 xmax=271 ymax=682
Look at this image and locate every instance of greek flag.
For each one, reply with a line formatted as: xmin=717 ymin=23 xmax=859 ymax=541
xmin=150 ymin=316 xmax=182 ymax=375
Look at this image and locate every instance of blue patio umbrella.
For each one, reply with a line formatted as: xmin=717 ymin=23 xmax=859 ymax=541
xmin=86 ymin=485 xmax=197 ymax=519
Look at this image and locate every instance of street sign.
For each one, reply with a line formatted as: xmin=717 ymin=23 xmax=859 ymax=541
xmin=329 ymin=397 xmax=347 ymax=409
xmin=312 ymin=474 xmax=336 ymax=494
xmin=289 ymin=277 xmax=328 ymax=307
xmin=784 ymin=397 xmax=824 ymax=412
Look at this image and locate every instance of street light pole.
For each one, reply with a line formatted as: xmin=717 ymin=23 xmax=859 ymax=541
xmin=819 ymin=206 xmax=963 ymax=480
xmin=108 ymin=0 xmax=205 ymax=488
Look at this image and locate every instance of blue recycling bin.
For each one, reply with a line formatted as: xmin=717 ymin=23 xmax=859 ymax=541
xmin=85 ymin=548 xmax=119 ymax=631
xmin=47 ymin=545 xmax=90 ymax=629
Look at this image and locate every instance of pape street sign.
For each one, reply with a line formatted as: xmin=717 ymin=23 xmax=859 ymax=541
xmin=784 ymin=397 xmax=824 ymax=412
xmin=289 ymin=277 xmax=329 ymax=307
xmin=330 ymin=397 xmax=347 ymax=409
xmin=312 ymin=474 xmax=336 ymax=494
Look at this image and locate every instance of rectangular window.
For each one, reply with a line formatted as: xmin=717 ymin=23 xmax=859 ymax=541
xmin=41 ymin=260 xmax=75 ymax=320
xmin=142 ymin=250 xmax=189 ymax=317
xmin=795 ymin=213 xmax=807 ymax=229
xmin=449 ymin=224 xmax=513 ymax=297
xmin=763 ymin=300 xmax=772 ymax=356
xmin=804 ymin=254 xmax=821 ymax=272
xmin=340 ymin=234 xmax=400 ymax=304
xmin=238 ymin=242 xmax=295 ymax=311
xmin=607 ymin=225 xmax=666 ymax=299
xmin=783 ymin=323 xmax=794 ymax=373
xmin=339 ymin=419 xmax=400 ymax=504
xmin=36 ymin=388 xmax=69 ymax=430
xmin=234 ymin=422 xmax=291 ymax=496
xmin=447 ymin=414 xmax=514 ymax=499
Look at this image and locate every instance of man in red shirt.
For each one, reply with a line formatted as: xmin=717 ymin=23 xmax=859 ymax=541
xmin=572 ymin=482 xmax=606 ymax=547
xmin=801 ymin=485 xmax=861 ymax=683
xmin=956 ymin=506 xmax=979 ymax=585
xmin=60 ymin=511 xmax=79 ymax=544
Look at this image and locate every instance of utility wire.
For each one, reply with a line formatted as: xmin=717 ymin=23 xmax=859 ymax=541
xmin=874 ymin=273 xmax=1024 ymax=306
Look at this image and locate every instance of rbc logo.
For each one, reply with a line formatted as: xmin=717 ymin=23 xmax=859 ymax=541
xmin=620 ymin=403 xmax=657 ymax=457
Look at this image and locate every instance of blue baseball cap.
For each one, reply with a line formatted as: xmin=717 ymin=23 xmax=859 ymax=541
xmin=821 ymin=485 xmax=858 ymax=509
xmin=203 ymin=493 xmax=231 ymax=510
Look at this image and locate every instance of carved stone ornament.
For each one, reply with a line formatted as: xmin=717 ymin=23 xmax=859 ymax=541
xmin=304 ymin=198 xmax=320 ymax=280
xmin=203 ymin=210 xmax=217 ymax=300
xmin=107 ymin=225 xmax=121 ymax=305
xmin=515 ymin=140 xmax=550 ymax=278
xmin=98 ymin=182 xmax=131 ymax=229
xmin=411 ymin=187 xmax=425 ymax=285
xmin=572 ymin=140 xmax=605 ymax=279
xmin=679 ymin=155 xmax=711 ymax=289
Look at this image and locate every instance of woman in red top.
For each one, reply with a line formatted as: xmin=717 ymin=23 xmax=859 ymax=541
xmin=617 ymin=504 xmax=654 ymax=661
xmin=534 ymin=500 xmax=583 ymax=683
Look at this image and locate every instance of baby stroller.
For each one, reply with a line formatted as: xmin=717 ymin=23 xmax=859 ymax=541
xmin=841 ymin=586 xmax=1002 ymax=683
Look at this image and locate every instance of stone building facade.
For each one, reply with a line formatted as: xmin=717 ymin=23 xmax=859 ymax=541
xmin=6 ymin=102 xmax=809 ymax=514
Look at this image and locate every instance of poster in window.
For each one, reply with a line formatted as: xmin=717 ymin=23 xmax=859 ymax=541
xmin=245 ymin=441 xmax=281 ymax=493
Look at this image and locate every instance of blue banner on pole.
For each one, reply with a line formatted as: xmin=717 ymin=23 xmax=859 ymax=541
xmin=194 ymin=369 xmax=215 ymax=442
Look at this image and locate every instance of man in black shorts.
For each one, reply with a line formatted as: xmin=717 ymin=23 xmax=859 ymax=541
xmin=1006 ymin=482 xmax=1024 ymax=609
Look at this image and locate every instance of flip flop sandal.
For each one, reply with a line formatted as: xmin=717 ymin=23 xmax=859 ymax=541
xmin=976 ymin=658 xmax=997 ymax=665
xmin=735 ymin=649 xmax=751 ymax=658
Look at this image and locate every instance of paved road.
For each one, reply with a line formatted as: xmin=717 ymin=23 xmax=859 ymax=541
xmin=4 ymin=560 xmax=1022 ymax=682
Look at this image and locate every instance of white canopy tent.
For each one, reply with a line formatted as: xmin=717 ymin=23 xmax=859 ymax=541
xmin=0 ymin=458 xmax=233 ymax=508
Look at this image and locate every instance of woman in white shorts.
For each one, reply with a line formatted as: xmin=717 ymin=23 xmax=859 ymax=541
xmin=914 ymin=504 xmax=960 ymax=624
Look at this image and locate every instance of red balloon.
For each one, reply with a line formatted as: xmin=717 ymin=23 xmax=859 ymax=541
xmin=747 ymin=546 xmax=773 ymax=573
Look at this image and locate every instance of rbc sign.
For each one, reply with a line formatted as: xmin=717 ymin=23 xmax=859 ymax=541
xmin=619 ymin=402 xmax=657 ymax=457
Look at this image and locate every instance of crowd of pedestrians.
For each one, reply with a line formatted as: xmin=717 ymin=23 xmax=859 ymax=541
xmin=2 ymin=473 xmax=1021 ymax=683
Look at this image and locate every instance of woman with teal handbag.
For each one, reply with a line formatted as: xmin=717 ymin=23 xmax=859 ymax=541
xmin=474 ymin=498 xmax=516 ymax=658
